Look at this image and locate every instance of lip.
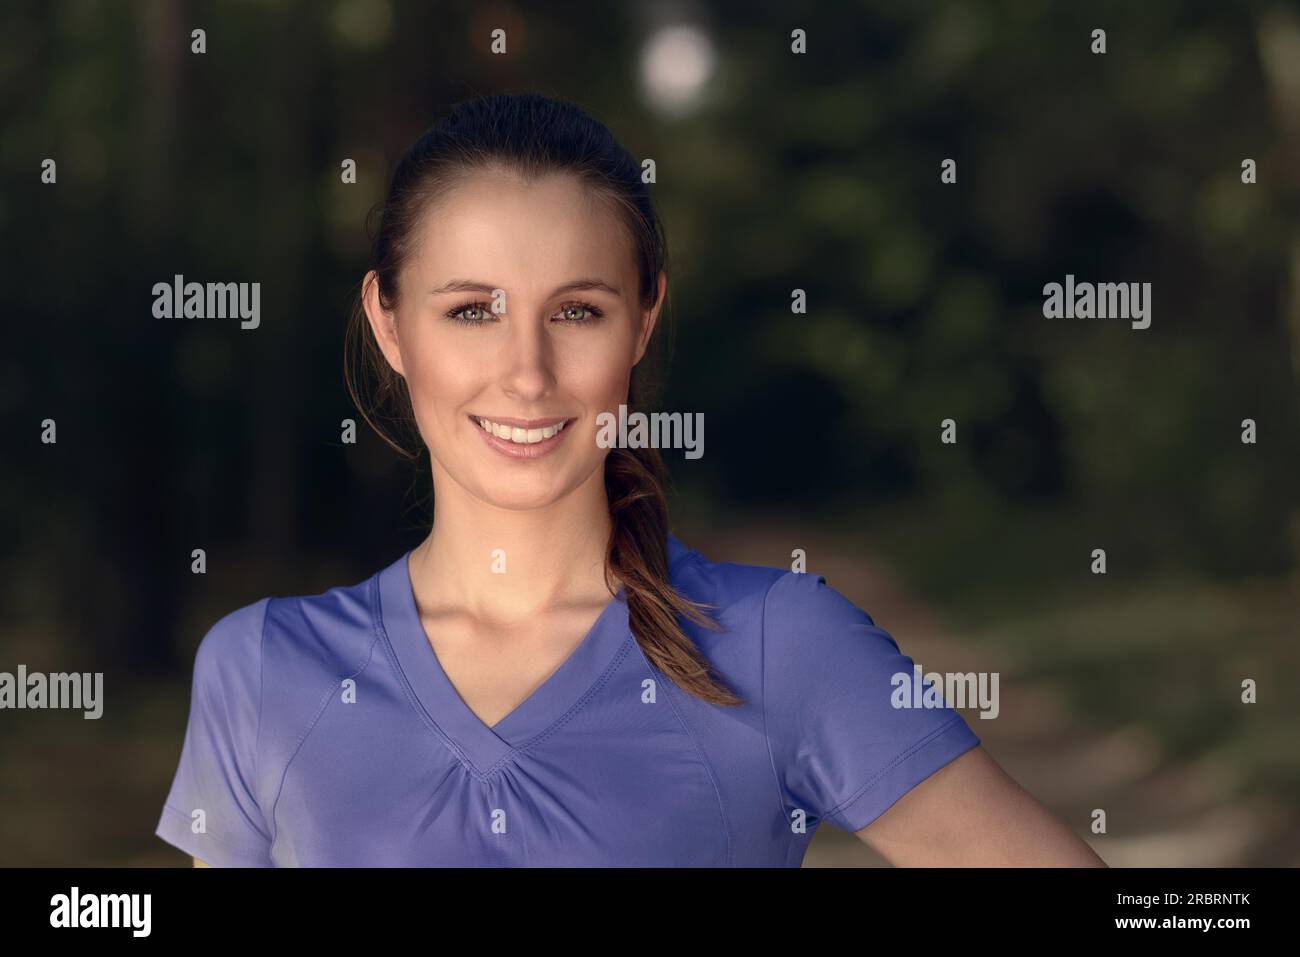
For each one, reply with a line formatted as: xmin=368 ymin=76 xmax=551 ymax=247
xmin=469 ymin=413 xmax=576 ymax=460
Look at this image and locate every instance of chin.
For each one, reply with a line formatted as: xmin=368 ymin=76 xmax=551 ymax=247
xmin=466 ymin=464 xmax=576 ymax=506
xmin=478 ymin=484 xmax=572 ymax=512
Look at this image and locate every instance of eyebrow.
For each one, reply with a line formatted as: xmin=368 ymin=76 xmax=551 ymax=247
xmin=427 ymin=278 xmax=621 ymax=297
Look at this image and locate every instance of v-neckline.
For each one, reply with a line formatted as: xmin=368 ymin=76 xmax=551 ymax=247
xmin=377 ymin=548 xmax=633 ymax=775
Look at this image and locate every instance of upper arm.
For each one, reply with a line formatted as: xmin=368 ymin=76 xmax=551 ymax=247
xmin=855 ymin=745 xmax=1107 ymax=866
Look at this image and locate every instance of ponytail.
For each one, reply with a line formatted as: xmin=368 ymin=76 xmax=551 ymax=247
xmin=603 ymin=421 xmax=743 ymax=707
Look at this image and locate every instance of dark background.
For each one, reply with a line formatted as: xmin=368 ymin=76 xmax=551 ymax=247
xmin=1 ymin=0 xmax=1297 ymax=865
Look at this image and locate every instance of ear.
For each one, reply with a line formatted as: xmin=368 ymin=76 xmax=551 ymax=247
xmin=632 ymin=271 xmax=667 ymax=366
xmin=361 ymin=270 xmax=406 ymax=378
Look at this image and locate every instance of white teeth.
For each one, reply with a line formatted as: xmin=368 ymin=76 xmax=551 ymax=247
xmin=476 ymin=417 xmax=567 ymax=444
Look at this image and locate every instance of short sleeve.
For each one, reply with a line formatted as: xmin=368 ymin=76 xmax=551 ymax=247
xmin=154 ymin=598 xmax=275 ymax=866
xmin=762 ymin=570 xmax=981 ymax=833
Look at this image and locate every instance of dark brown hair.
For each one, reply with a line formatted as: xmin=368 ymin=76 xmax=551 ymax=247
xmin=344 ymin=92 xmax=743 ymax=707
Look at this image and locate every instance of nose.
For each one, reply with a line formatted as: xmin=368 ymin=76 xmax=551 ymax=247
xmin=500 ymin=307 xmax=557 ymax=403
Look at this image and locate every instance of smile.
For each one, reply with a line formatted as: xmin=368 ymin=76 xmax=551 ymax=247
xmin=475 ymin=416 xmax=567 ymax=443
xmin=469 ymin=414 xmax=575 ymax=459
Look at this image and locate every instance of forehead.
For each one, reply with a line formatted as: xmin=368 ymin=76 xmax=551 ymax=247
xmin=405 ymin=167 xmax=637 ymax=294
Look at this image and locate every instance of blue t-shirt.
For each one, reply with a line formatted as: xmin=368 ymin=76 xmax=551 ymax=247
xmin=155 ymin=534 xmax=980 ymax=866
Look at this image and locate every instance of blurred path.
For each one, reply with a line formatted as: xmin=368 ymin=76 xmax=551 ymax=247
xmin=698 ymin=520 xmax=1300 ymax=867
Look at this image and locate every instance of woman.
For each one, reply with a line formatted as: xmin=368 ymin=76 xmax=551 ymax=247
xmin=155 ymin=92 xmax=1104 ymax=867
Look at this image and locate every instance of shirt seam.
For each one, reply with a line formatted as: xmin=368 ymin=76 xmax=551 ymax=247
xmin=822 ymin=713 xmax=968 ymax=826
xmin=660 ymin=539 xmax=735 ymax=864
xmin=266 ymin=597 xmax=385 ymax=860
xmin=624 ymin=639 xmax=734 ymax=867
xmin=160 ymin=803 xmax=270 ymax=856
xmin=759 ymin=570 xmax=800 ymax=864
xmin=509 ymin=636 xmax=634 ymax=758
xmin=668 ymin=542 xmax=700 ymax=573
xmin=252 ymin=596 xmax=268 ymax=811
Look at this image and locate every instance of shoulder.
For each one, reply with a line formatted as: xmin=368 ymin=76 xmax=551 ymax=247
xmin=757 ymin=568 xmax=908 ymax=703
xmin=666 ymin=533 xmax=789 ymax=629
xmin=761 ymin=568 xmax=896 ymax=652
xmin=670 ymin=535 xmax=905 ymax=701
xmin=667 ymin=534 xmax=879 ymax=645
xmin=259 ymin=564 xmax=387 ymax=678
xmin=666 ymin=535 xmax=895 ymax=681
xmin=192 ymin=561 xmax=387 ymax=699
xmin=191 ymin=597 xmax=270 ymax=698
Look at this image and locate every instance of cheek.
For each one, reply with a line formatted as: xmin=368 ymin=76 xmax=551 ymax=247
xmin=395 ymin=324 xmax=479 ymax=419
xmin=558 ymin=318 xmax=640 ymax=399
xmin=559 ymin=341 xmax=635 ymax=409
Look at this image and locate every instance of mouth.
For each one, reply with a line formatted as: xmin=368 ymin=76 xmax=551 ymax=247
xmin=468 ymin=413 xmax=576 ymax=459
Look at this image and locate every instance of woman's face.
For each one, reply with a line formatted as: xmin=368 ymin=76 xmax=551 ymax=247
xmin=364 ymin=167 xmax=664 ymax=511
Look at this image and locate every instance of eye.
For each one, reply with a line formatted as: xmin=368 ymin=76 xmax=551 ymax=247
xmin=443 ymin=301 xmax=496 ymax=325
xmin=442 ymin=300 xmax=606 ymax=325
xmin=553 ymin=301 xmax=606 ymax=323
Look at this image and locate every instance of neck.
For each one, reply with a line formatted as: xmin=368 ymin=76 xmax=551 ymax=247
xmin=411 ymin=463 xmax=616 ymax=624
